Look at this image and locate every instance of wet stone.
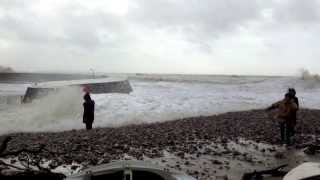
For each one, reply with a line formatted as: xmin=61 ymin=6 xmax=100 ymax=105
xmin=210 ymin=159 xmax=223 ymax=165
xmin=274 ymin=152 xmax=285 ymax=159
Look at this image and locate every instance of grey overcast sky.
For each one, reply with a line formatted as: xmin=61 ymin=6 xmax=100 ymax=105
xmin=0 ymin=0 xmax=319 ymax=75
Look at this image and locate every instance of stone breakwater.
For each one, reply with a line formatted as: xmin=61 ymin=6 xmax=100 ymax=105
xmin=22 ymin=79 xmax=132 ymax=103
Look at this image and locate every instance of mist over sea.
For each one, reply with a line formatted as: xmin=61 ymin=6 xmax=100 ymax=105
xmin=0 ymin=73 xmax=320 ymax=135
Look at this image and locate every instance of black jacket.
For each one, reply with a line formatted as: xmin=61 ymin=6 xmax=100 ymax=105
xmin=83 ymin=100 xmax=95 ymax=123
xmin=292 ymin=96 xmax=299 ymax=122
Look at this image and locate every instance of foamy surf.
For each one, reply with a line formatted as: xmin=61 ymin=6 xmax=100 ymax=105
xmin=0 ymin=75 xmax=320 ymax=135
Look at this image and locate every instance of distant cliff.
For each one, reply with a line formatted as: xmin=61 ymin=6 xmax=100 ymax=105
xmin=0 ymin=66 xmax=14 ymax=73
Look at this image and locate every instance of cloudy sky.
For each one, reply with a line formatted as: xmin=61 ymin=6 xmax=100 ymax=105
xmin=0 ymin=0 xmax=319 ymax=75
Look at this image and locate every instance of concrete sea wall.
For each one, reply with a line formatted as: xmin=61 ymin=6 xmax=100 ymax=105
xmin=22 ymin=80 xmax=132 ymax=103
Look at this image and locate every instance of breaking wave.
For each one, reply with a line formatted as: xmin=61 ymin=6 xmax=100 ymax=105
xmin=301 ymin=69 xmax=320 ymax=81
xmin=1 ymin=75 xmax=320 ymax=135
xmin=0 ymin=87 xmax=84 ymax=134
xmin=299 ymin=69 xmax=320 ymax=89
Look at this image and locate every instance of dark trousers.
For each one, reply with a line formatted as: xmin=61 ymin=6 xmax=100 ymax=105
xmin=280 ymin=122 xmax=295 ymax=145
xmin=85 ymin=123 xmax=92 ymax=130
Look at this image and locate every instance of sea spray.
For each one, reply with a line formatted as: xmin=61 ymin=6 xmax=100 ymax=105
xmin=1 ymin=75 xmax=320 ymax=135
xmin=300 ymin=69 xmax=320 ymax=81
xmin=0 ymin=86 xmax=84 ymax=134
xmin=299 ymin=69 xmax=320 ymax=89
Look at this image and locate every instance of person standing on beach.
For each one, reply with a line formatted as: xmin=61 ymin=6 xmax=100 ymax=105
xmin=288 ymin=88 xmax=299 ymax=108
xmin=266 ymin=93 xmax=298 ymax=145
xmin=83 ymin=92 xmax=95 ymax=130
xmin=288 ymin=88 xmax=299 ymax=136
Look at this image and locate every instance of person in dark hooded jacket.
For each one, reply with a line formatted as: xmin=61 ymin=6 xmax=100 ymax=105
xmin=266 ymin=93 xmax=298 ymax=145
xmin=287 ymin=88 xmax=299 ymax=136
xmin=288 ymin=88 xmax=299 ymax=122
xmin=83 ymin=92 xmax=95 ymax=130
xmin=288 ymin=88 xmax=299 ymax=108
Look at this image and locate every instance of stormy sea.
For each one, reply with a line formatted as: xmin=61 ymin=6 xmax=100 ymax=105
xmin=0 ymin=72 xmax=320 ymax=180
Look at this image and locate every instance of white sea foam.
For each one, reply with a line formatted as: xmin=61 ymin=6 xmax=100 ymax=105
xmin=0 ymin=75 xmax=319 ymax=135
